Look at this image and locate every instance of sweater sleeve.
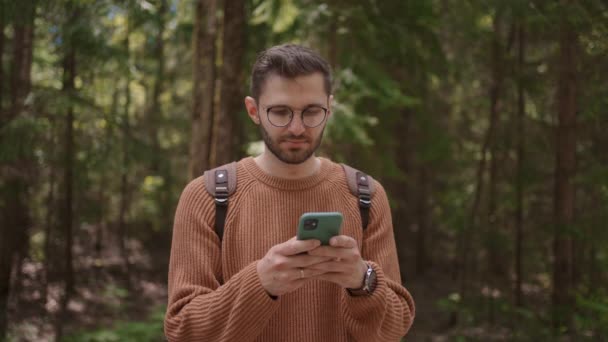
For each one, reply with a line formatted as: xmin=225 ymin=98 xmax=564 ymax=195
xmin=342 ymin=182 xmax=415 ymax=342
xmin=164 ymin=178 xmax=280 ymax=342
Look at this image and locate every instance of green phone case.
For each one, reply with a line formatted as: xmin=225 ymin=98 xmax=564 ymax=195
xmin=297 ymin=212 xmax=343 ymax=246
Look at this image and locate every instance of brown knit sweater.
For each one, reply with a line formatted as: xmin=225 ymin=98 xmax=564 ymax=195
xmin=164 ymin=157 xmax=415 ymax=341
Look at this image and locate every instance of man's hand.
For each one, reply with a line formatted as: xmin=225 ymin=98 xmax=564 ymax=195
xmin=306 ymin=235 xmax=368 ymax=289
xmin=257 ymin=237 xmax=332 ymax=297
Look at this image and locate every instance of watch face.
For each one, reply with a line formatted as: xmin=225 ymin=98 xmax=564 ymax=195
xmin=367 ymin=269 xmax=377 ymax=292
xmin=347 ymin=265 xmax=376 ymax=296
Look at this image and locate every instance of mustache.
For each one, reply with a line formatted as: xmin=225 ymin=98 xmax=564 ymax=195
xmin=279 ymin=134 xmax=310 ymax=142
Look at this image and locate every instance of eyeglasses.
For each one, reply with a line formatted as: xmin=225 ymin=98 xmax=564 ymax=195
xmin=264 ymin=105 xmax=328 ymax=128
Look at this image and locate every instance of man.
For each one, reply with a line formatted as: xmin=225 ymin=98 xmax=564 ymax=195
xmin=164 ymin=44 xmax=415 ymax=341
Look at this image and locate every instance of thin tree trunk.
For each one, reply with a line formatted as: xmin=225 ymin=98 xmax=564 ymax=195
xmin=215 ymin=0 xmax=246 ymax=166
xmin=0 ymin=1 xmax=5 ymax=112
xmin=588 ymin=133 xmax=605 ymax=293
xmin=62 ymin=13 xmax=77 ymax=307
xmin=118 ymin=22 xmax=132 ymax=289
xmin=589 ymin=237 xmax=597 ymax=293
xmin=0 ymin=217 xmax=11 ymax=341
xmin=95 ymin=86 xmax=119 ymax=273
xmin=486 ymin=14 xmax=505 ymax=325
xmin=514 ymin=21 xmax=526 ymax=308
xmin=552 ymin=1 xmax=578 ymax=332
xmin=453 ymin=21 xmax=507 ymax=321
xmin=392 ymin=109 xmax=414 ymax=283
xmin=118 ymin=166 xmax=130 ymax=283
xmin=452 ymin=142 xmax=486 ymax=327
xmin=327 ymin=18 xmax=338 ymax=71
xmin=148 ymin=0 xmax=166 ymax=173
xmin=189 ymin=0 xmax=218 ymax=179
xmin=42 ymin=150 xmax=57 ymax=305
xmin=415 ymin=166 xmax=430 ymax=276
xmin=56 ymin=5 xmax=78 ymax=339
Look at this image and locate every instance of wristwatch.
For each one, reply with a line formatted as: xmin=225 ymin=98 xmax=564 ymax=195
xmin=347 ymin=263 xmax=377 ymax=296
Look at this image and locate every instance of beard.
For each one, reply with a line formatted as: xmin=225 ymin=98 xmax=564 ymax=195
xmin=259 ymin=123 xmax=324 ymax=165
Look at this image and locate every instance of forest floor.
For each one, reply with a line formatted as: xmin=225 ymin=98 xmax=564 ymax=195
xmin=7 ymin=241 xmax=511 ymax=342
xmin=8 ymin=265 xmax=461 ymax=341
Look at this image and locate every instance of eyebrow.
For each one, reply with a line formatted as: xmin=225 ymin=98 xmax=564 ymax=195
xmin=265 ymin=102 xmax=327 ymax=109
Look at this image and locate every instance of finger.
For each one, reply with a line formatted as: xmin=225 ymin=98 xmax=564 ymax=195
xmin=312 ymin=272 xmax=345 ymax=285
xmin=302 ymin=268 xmax=329 ymax=278
xmin=288 ymin=254 xmax=334 ymax=268
xmin=329 ymin=235 xmax=357 ymax=249
xmin=305 ymin=261 xmax=346 ymax=273
xmin=290 ymin=267 xmax=326 ymax=281
xmin=276 ymin=238 xmax=321 ymax=256
xmin=290 ymin=273 xmax=324 ymax=288
xmin=307 ymin=246 xmax=352 ymax=259
xmin=274 ymin=268 xmax=306 ymax=283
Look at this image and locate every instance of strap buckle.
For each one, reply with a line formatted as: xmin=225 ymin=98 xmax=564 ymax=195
xmin=357 ymin=181 xmax=371 ymax=208
xmin=359 ymin=194 xmax=371 ymax=208
xmin=215 ymin=186 xmax=229 ymax=207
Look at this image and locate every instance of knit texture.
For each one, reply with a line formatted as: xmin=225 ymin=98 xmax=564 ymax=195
xmin=165 ymin=157 xmax=415 ymax=341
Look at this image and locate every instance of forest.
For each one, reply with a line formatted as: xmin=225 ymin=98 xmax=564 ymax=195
xmin=1 ymin=0 xmax=607 ymax=341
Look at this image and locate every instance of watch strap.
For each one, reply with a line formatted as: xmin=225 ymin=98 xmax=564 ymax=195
xmin=347 ymin=263 xmax=377 ymax=296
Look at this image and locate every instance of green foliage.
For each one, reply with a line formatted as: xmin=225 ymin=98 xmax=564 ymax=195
xmin=575 ymin=291 xmax=608 ymax=338
xmin=64 ymin=306 xmax=166 ymax=342
xmin=0 ymin=115 xmax=49 ymax=164
xmin=2 ymin=0 xmax=608 ymax=340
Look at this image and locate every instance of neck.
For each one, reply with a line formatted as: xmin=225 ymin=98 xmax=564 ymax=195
xmin=254 ymin=149 xmax=320 ymax=179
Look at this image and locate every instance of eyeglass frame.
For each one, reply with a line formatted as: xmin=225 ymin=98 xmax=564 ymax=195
xmin=261 ymin=104 xmax=329 ymax=128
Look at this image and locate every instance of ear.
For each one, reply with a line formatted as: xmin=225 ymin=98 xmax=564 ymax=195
xmin=244 ymin=96 xmax=260 ymax=125
xmin=327 ymin=94 xmax=334 ymax=119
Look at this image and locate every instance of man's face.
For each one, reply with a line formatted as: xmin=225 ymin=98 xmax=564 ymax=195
xmin=252 ymin=73 xmax=331 ymax=165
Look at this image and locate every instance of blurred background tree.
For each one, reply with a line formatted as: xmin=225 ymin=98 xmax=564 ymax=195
xmin=0 ymin=0 xmax=607 ymax=340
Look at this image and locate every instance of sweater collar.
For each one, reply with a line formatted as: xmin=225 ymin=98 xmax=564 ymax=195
xmin=241 ymin=156 xmax=331 ymax=191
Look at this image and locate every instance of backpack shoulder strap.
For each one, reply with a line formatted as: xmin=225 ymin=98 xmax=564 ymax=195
xmin=203 ymin=162 xmax=238 ymax=241
xmin=340 ymin=164 xmax=376 ymax=230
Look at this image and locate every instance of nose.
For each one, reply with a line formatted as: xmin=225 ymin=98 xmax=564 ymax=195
xmin=287 ymin=113 xmax=306 ymax=136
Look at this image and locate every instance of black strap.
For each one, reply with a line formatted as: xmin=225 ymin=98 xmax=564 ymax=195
xmin=211 ymin=164 xmax=372 ymax=240
xmin=356 ymin=171 xmax=371 ymax=230
xmin=214 ymin=169 xmax=229 ymax=241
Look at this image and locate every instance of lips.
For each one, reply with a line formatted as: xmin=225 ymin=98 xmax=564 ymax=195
xmin=284 ymin=140 xmax=307 ymax=146
xmin=280 ymin=137 xmax=308 ymax=147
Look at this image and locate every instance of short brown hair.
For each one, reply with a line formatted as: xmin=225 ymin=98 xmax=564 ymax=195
xmin=250 ymin=44 xmax=332 ymax=101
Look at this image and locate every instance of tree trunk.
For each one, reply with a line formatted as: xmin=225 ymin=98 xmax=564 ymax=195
xmin=6 ymin=0 xmax=37 ymax=296
xmin=392 ymin=109 xmax=414 ymax=282
xmin=452 ymin=141 xmax=486 ymax=327
xmin=0 ymin=181 xmax=30 ymax=341
xmin=0 ymin=1 xmax=5 ymax=112
xmin=0 ymin=2 xmax=35 ymax=339
xmin=189 ymin=0 xmax=218 ymax=178
xmin=214 ymin=0 xmax=246 ymax=166
xmin=552 ymin=1 xmax=578 ymax=332
xmin=486 ymin=14 xmax=505 ymax=325
xmin=56 ymin=4 xmax=78 ymax=339
xmin=148 ymin=0 xmax=166 ymax=173
xmin=6 ymin=1 xmax=35 ymax=125
xmin=514 ymin=21 xmax=526 ymax=308
xmin=42 ymin=150 xmax=57 ymax=305
xmin=327 ymin=18 xmax=338 ymax=70
xmin=118 ymin=22 xmax=132 ymax=289
xmin=415 ymin=166 xmax=430 ymax=276
xmin=62 ymin=13 xmax=77 ymax=309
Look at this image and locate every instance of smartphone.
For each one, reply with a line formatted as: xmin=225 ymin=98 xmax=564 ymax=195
xmin=297 ymin=212 xmax=343 ymax=246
